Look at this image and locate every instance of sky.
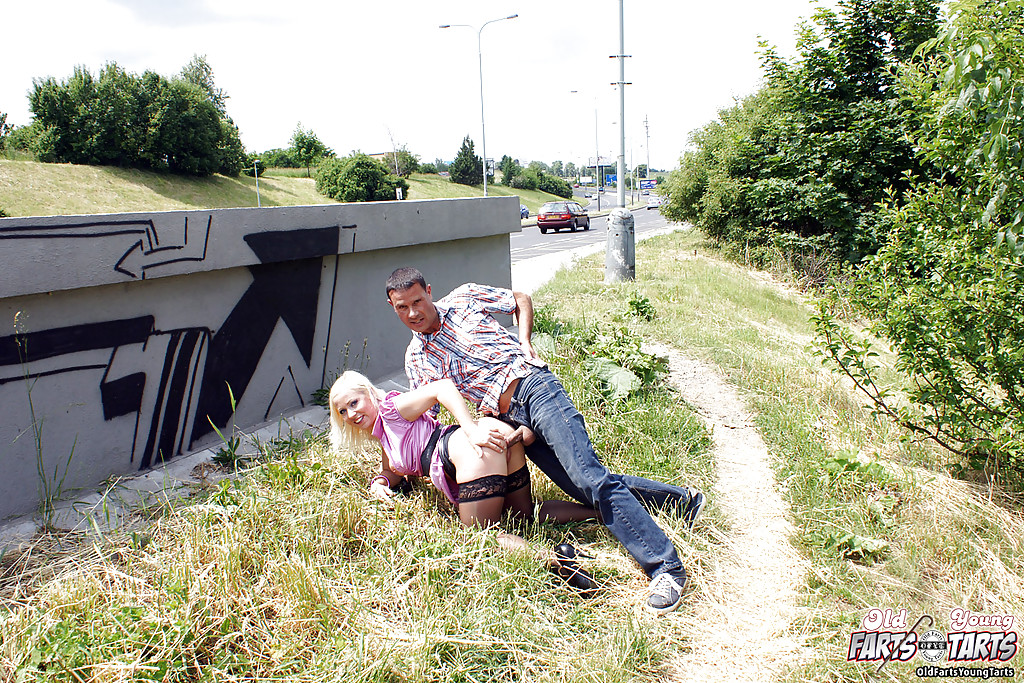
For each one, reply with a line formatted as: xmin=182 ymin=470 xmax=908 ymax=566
xmin=0 ymin=0 xmax=835 ymax=173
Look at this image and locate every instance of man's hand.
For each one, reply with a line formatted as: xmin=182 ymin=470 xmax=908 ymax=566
xmin=520 ymin=338 xmax=542 ymax=363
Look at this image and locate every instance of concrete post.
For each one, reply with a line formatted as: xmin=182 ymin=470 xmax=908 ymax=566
xmin=605 ymin=207 xmax=635 ymax=282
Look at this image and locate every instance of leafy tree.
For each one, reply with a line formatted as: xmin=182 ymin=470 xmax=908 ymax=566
xmin=815 ymin=0 xmax=1024 ymax=484
xmin=380 ymin=146 xmax=420 ymax=177
xmin=419 ymin=162 xmax=437 ymax=174
xmin=259 ymin=148 xmax=298 ymax=168
xmin=27 ymin=59 xmax=245 ymax=176
xmin=634 ymin=163 xmax=648 ymax=178
xmin=551 ymin=160 xmax=564 ymax=177
xmin=528 ymin=160 xmax=551 ymax=174
xmin=315 ymin=152 xmax=408 ymax=202
xmin=433 ymin=158 xmax=450 ymax=173
xmin=449 ymin=135 xmax=482 ymax=186
xmin=664 ymin=0 xmax=940 ymax=264
xmin=291 ymin=124 xmax=333 ymax=177
xmin=508 ymin=167 xmax=538 ymax=190
xmin=565 ymin=161 xmax=578 ymax=179
xmin=180 ymin=54 xmax=227 ymax=114
xmin=0 ymin=111 xmax=10 ymax=151
xmin=499 ymin=154 xmax=522 ymax=186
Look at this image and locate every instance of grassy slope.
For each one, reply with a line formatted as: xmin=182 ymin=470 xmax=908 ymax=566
xmin=0 ymin=160 xmax=558 ymax=217
xmin=4 ymin=163 xmax=1022 ymax=680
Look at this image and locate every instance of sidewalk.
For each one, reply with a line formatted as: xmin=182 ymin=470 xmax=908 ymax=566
xmin=0 ymin=217 xmax=678 ymax=549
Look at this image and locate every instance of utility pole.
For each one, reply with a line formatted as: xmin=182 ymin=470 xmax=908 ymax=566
xmin=644 ymin=115 xmax=650 ymax=179
xmin=611 ymin=0 xmax=630 ymax=208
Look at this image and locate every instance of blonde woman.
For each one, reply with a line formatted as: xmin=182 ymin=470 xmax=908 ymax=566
xmin=328 ymin=370 xmax=598 ymax=592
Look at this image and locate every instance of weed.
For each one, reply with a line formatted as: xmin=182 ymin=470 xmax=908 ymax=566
xmin=13 ymin=311 xmax=76 ymax=529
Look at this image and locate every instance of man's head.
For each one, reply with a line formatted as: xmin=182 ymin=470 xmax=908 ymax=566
xmin=386 ymin=267 xmax=441 ymax=335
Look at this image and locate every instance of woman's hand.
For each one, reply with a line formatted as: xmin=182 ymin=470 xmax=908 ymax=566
xmin=369 ymin=478 xmax=397 ymax=505
xmin=465 ymin=423 xmax=506 ymax=456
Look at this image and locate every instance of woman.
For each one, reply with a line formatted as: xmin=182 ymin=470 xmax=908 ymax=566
xmin=328 ymin=370 xmax=598 ymax=592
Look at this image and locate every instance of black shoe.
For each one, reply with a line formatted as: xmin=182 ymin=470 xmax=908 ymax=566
xmin=551 ymin=543 xmax=599 ymax=597
xmin=681 ymin=488 xmax=705 ymax=529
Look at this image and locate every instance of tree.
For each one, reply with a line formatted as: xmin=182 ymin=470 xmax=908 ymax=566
xmin=449 ymin=136 xmax=482 ymax=186
xmin=565 ymin=161 xmax=578 ymax=180
xmin=315 ymin=153 xmax=408 ymax=202
xmin=499 ymin=154 xmax=522 ymax=186
xmin=380 ymin=146 xmax=420 ymax=177
xmin=180 ymin=54 xmax=227 ymax=114
xmin=814 ymin=0 xmax=1024 ymax=484
xmin=663 ymin=0 xmax=940 ymax=264
xmin=291 ymin=124 xmax=333 ymax=177
xmin=27 ymin=59 xmax=245 ymax=176
xmin=0 ymin=111 xmax=11 ymax=151
xmin=551 ymin=160 xmax=564 ymax=177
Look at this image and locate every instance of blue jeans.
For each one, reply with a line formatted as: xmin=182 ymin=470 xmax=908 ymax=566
xmin=500 ymin=368 xmax=686 ymax=579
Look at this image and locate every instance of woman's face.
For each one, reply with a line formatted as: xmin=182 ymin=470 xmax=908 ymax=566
xmin=333 ymin=387 xmax=377 ymax=431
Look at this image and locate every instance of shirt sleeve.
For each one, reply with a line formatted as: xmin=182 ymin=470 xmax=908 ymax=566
xmin=460 ymin=282 xmax=517 ymax=316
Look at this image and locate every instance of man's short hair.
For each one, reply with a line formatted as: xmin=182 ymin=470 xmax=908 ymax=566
xmin=386 ymin=267 xmax=427 ymax=298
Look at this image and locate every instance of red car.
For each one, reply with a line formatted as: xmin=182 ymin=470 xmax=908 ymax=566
xmin=537 ymin=201 xmax=591 ymax=234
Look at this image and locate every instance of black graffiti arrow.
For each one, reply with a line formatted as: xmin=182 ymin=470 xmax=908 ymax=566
xmin=191 ymin=226 xmax=340 ymax=443
xmin=115 ymin=215 xmax=211 ymax=279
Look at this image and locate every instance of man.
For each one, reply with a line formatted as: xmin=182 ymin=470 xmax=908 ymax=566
xmin=385 ymin=267 xmax=705 ymax=614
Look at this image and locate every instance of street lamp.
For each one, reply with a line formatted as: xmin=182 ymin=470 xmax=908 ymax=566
xmin=440 ymin=14 xmax=518 ymax=197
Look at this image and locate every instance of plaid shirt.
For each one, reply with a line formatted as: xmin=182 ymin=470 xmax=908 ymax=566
xmin=405 ymin=283 xmax=537 ymax=414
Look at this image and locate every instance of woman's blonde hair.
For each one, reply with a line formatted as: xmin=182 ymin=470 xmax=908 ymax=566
xmin=328 ymin=370 xmax=385 ymax=452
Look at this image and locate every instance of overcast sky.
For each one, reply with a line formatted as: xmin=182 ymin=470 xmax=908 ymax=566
xmin=1 ymin=0 xmax=834 ymax=172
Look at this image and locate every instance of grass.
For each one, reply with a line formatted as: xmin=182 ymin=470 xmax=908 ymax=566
xmin=0 ymin=160 xmax=564 ymax=217
xmin=535 ymin=228 xmax=1024 ymax=681
xmin=3 ymin=187 xmax=1023 ymax=679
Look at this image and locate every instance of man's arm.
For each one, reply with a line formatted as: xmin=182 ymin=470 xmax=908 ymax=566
xmin=513 ymin=289 xmax=541 ymax=361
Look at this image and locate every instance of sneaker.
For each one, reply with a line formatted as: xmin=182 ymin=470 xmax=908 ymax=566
xmin=552 ymin=543 xmax=599 ymax=598
xmin=646 ymin=572 xmax=686 ymax=615
xmin=681 ymin=488 xmax=705 ymax=529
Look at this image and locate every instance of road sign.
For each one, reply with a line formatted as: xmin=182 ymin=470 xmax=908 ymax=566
xmin=605 ymin=174 xmax=617 ymax=184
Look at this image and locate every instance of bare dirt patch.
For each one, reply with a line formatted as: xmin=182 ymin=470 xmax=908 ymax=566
xmin=648 ymin=342 xmax=811 ymax=682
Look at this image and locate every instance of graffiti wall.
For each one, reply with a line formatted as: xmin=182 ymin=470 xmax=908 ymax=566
xmin=0 ymin=197 xmax=519 ymax=520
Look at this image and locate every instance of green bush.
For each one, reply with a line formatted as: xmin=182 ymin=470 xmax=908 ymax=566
xmin=242 ymin=154 xmax=266 ymax=177
xmin=537 ymin=173 xmax=572 ymax=199
xmin=664 ymin=0 xmax=939 ymax=264
xmin=315 ymin=153 xmax=409 ymax=202
xmin=4 ymin=122 xmax=41 ymax=155
xmin=815 ymin=0 xmax=1024 ymax=486
xmin=259 ymin=148 xmax=298 ymax=168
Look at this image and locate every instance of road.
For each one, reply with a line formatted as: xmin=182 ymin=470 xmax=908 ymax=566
xmin=510 ymin=198 xmax=670 ymax=263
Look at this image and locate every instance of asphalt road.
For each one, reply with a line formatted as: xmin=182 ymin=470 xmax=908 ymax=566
xmin=510 ymin=199 xmax=670 ymax=263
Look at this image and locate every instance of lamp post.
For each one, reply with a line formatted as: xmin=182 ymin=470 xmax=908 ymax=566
xmin=440 ymin=14 xmax=518 ymax=197
xmin=254 ymin=158 xmax=261 ymax=208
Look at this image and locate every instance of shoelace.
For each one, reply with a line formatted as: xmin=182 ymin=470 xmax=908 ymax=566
xmin=650 ymin=573 xmax=684 ymax=599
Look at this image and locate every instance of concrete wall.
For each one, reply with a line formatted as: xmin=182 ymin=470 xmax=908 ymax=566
xmin=0 ymin=196 xmax=520 ymax=520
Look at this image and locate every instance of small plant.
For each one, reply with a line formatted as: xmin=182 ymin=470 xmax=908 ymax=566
xmin=14 ymin=311 xmax=76 ymax=529
xmin=822 ymin=530 xmax=889 ymax=564
xmin=207 ymin=382 xmax=248 ymax=469
xmin=626 ymin=293 xmax=656 ymax=321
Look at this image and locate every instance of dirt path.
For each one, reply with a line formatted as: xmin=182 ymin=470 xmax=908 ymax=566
xmin=648 ymin=343 xmax=810 ymax=682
